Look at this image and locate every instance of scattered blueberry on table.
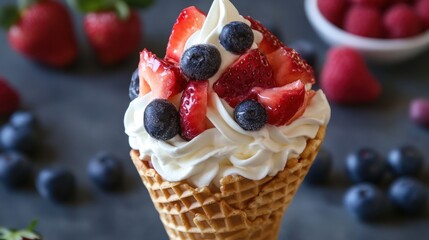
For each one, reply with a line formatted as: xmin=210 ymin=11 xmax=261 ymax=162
xmin=388 ymin=146 xmax=424 ymax=177
xmin=344 ymin=183 xmax=387 ymax=221
xmin=305 ymin=148 xmax=332 ymax=184
xmin=0 ymin=152 xmax=33 ymax=189
xmin=389 ymin=177 xmax=428 ymax=215
xmin=345 ymin=147 xmax=387 ymax=184
xmin=36 ymin=168 xmax=76 ymax=202
xmin=88 ymin=152 xmax=124 ymax=191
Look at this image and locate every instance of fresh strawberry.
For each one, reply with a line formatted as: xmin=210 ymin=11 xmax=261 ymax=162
xmin=383 ymin=3 xmax=424 ymax=38
xmin=415 ymin=0 xmax=429 ymax=29
xmin=253 ymin=81 xmax=312 ymax=126
xmin=139 ymin=49 xmax=186 ymax=99
xmin=320 ymin=47 xmax=381 ymax=105
xmin=0 ymin=0 xmax=77 ymax=68
xmin=84 ymin=10 xmax=141 ymax=65
xmin=179 ymin=80 xmax=208 ymax=141
xmin=317 ymin=0 xmax=349 ymax=27
xmin=244 ymin=16 xmax=285 ymax=55
xmin=0 ymin=76 xmax=20 ymax=116
xmin=213 ymin=49 xmax=276 ymax=108
xmin=165 ymin=6 xmax=206 ymax=63
xmin=266 ymin=46 xmax=315 ymax=87
xmin=344 ymin=5 xmax=385 ymax=38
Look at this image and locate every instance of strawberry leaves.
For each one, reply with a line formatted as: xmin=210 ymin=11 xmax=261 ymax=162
xmin=0 ymin=220 xmax=40 ymax=240
xmin=0 ymin=5 xmax=20 ymax=30
xmin=67 ymin=0 xmax=153 ymax=19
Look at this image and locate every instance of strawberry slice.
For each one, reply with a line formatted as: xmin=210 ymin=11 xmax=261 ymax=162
xmin=165 ymin=6 xmax=206 ymax=63
xmin=244 ymin=16 xmax=285 ymax=55
xmin=253 ymin=80 xmax=314 ymax=126
xmin=139 ymin=49 xmax=186 ymax=99
xmin=213 ymin=49 xmax=276 ymax=108
xmin=267 ymin=46 xmax=315 ymax=86
xmin=179 ymin=80 xmax=209 ymax=141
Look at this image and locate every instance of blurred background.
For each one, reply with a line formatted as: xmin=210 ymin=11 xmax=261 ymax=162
xmin=0 ymin=0 xmax=428 ymax=239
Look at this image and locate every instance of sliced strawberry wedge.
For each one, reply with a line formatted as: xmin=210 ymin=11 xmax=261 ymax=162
xmin=165 ymin=6 xmax=206 ymax=63
xmin=139 ymin=49 xmax=186 ymax=99
xmin=253 ymin=80 xmax=314 ymax=126
xmin=244 ymin=16 xmax=285 ymax=55
xmin=213 ymin=49 xmax=277 ymax=108
xmin=267 ymin=46 xmax=315 ymax=86
xmin=180 ymin=80 xmax=209 ymax=141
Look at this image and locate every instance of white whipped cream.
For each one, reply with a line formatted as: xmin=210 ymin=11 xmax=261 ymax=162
xmin=124 ymin=0 xmax=331 ymax=187
xmin=184 ymin=0 xmax=263 ymax=86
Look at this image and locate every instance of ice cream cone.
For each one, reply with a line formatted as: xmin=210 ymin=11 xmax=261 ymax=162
xmin=131 ymin=126 xmax=326 ymax=240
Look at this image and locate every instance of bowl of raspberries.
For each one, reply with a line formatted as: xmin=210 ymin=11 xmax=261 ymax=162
xmin=305 ymin=0 xmax=429 ymax=63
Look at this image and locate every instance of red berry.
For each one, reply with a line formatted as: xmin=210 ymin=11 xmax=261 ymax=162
xmin=253 ymin=81 xmax=313 ymax=126
xmin=317 ymin=0 xmax=349 ymax=27
xmin=138 ymin=49 xmax=186 ymax=99
xmin=266 ymin=46 xmax=315 ymax=87
xmin=244 ymin=16 xmax=285 ymax=54
xmin=7 ymin=0 xmax=77 ymax=68
xmin=344 ymin=6 xmax=385 ymax=38
xmin=415 ymin=0 xmax=429 ymax=29
xmin=350 ymin=0 xmax=389 ymax=8
xmin=179 ymin=80 xmax=208 ymax=141
xmin=165 ymin=6 xmax=206 ymax=63
xmin=0 ymin=76 xmax=20 ymax=116
xmin=84 ymin=11 xmax=141 ymax=65
xmin=410 ymin=98 xmax=429 ymax=127
xmin=320 ymin=47 xmax=381 ymax=105
xmin=384 ymin=4 xmax=424 ymax=38
xmin=213 ymin=49 xmax=276 ymax=108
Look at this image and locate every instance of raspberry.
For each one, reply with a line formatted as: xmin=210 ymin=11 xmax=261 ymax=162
xmin=344 ymin=6 xmax=385 ymax=38
xmin=350 ymin=0 xmax=389 ymax=8
xmin=317 ymin=0 xmax=349 ymax=27
xmin=415 ymin=0 xmax=429 ymax=29
xmin=384 ymin=4 xmax=424 ymax=38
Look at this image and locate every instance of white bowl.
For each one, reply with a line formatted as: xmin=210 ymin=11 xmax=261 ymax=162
xmin=304 ymin=0 xmax=429 ymax=64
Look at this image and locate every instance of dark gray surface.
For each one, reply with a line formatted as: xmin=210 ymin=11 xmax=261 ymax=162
xmin=1 ymin=0 xmax=429 ymax=239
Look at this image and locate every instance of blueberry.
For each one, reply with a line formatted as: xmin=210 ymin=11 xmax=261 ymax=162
xmin=234 ymin=100 xmax=267 ymax=131
xmin=88 ymin=152 xmax=124 ymax=191
xmin=346 ymin=148 xmax=387 ymax=183
xmin=36 ymin=168 xmax=76 ymax=202
xmin=10 ymin=111 xmax=37 ymax=129
xmin=290 ymin=40 xmax=316 ymax=67
xmin=220 ymin=21 xmax=254 ymax=54
xmin=180 ymin=44 xmax=221 ymax=80
xmin=344 ymin=184 xmax=387 ymax=221
xmin=0 ymin=124 xmax=39 ymax=154
xmin=144 ymin=99 xmax=180 ymax=141
xmin=389 ymin=177 xmax=427 ymax=215
xmin=305 ymin=148 xmax=332 ymax=184
xmin=0 ymin=152 xmax=33 ymax=189
xmin=388 ymin=146 xmax=424 ymax=177
xmin=129 ymin=68 xmax=139 ymax=101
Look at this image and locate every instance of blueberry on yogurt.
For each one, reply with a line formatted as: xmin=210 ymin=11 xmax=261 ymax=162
xmin=180 ymin=44 xmax=221 ymax=80
xmin=234 ymin=100 xmax=267 ymax=131
xmin=144 ymin=99 xmax=180 ymax=141
xmin=220 ymin=21 xmax=254 ymax=54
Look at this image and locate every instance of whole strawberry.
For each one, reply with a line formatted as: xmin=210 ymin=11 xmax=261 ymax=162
xmin=0 ymin=0 xmax=78 ymax=68
xmin=69 ymin=0 xmax=153 ymax=65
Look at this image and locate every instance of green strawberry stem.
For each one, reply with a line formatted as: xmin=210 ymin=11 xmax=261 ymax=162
xmin=0 ymin=5 xmax=20 ymax=30
xmin=124 ymin=0 xmax=154 ymax=8
xmin=114 ymin=1 xmax=130 ymax=20
xmin=18 ymin=0 xmax=39 ymax=11
xmin=67 ymin=0 xmax=153 ymax=18
xmin=0 ymin=220 xmax=40 ymax=240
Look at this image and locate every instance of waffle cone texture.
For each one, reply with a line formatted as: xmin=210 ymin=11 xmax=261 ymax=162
xmin=131 ymin=126 xmax=326 ymax=240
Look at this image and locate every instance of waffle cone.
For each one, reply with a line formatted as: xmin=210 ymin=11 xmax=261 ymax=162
xmin=131 ymin=126 xmax=326 ymax=240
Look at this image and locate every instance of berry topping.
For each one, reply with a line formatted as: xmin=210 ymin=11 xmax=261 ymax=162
xmin=345 ymin=148 xmax=387 ymax=183
xmin=383 ymin=4 xmax=424 ymax=39
xmin=36 ymin=168 xmax=76 ymax=202
xmin=244 ymin=17 xmax=285 ymax=54
xmin=179 ymin=80 xmax=208 ymax=141
xmin=344 ymin=5 xmax=385 ymax=38
xmin=317 ymin=0 xmax=349 ymax=27
xmin=266 ymin=46 xmax=315 ymax=86
xmin=144 ymin=99 xmax=180 ymax=141
xmin=410 ymin=98 xmax=429 ymax=127
xmin=88 ymin=152 xmax=124 ymax=191
xmin=0 ymin=152 xmax=33 ymax=189
xmin=220 ymin=21 xmax=254 ymax=54
xmin=344 ymin=184 xmax=387 ymax=221
xmin=129 ymin=68 xmax=139 ymax=100
xmin=213 ymin=49 xmax=276 ymax=108
xmin=389 ymin=177 xmax=427 ymax=215
xmin=180 ymin=44 xmax=221 ymax=80
xmin=139 ymin=49 xmax=186 ymax=99
xmin=166 ymin=6 xmax=206 ymax=63
xmin=0 ymin=76 xmax=20 ymax=116
xmin=253 ymin=81 xmax=310 ymax=126
xmin=305 ymin=148 xmax=333 ymax=184
xmin=321 ymin=47 xmax=381 ymax=105
xmin=388 ymin=146 xmax=424 ymax=177
xmin=234 ymin=100 xmax=267 ymax=131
